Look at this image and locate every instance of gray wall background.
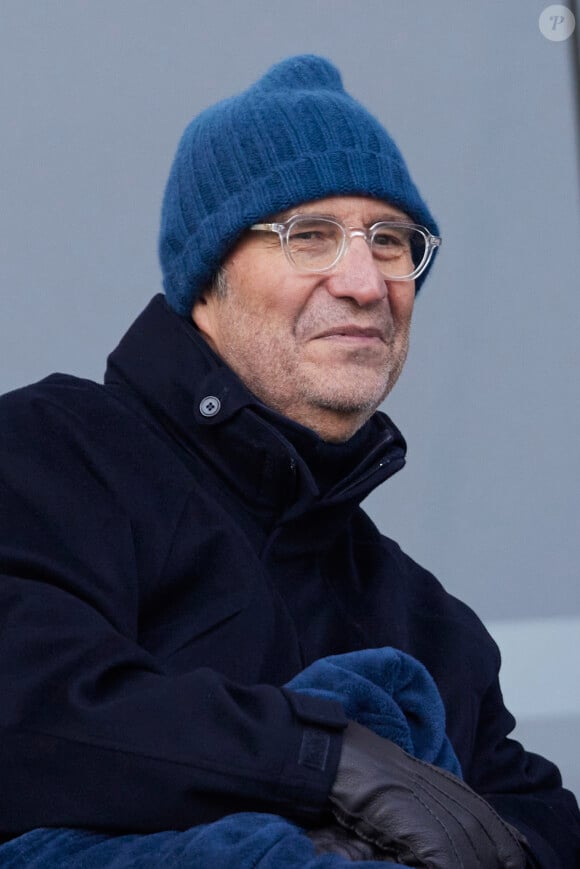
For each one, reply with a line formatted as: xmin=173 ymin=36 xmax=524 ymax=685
xmin=1 ymin=2 xmax=579 ymax=799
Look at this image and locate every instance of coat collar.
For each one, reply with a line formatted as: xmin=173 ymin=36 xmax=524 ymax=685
xmin=104 ymin=295 xmax=407 ymax=522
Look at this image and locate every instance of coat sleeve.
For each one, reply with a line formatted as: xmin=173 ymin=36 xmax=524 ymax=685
xmin=378 ymin=536 xmax=580 ymax=868
xmin=0 ymin=386 xmax=346 ymax=838
xmin=463 ymin=643 xmax=580 ymax=868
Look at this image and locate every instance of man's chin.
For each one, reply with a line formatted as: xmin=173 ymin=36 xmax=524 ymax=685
xmin=304 ymin=380 xmax=389 ymax=417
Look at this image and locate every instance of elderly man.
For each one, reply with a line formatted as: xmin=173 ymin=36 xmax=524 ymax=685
xmin=0 ymin=55 xmax=578 ymax=867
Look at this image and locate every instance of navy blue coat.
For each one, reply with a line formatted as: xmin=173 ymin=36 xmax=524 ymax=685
xmin=0 ymin=295 xmax=578 ymax=866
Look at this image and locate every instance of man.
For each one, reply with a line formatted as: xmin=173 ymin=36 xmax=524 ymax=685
xmin=0 ymin=54 xmax=578 ymax=867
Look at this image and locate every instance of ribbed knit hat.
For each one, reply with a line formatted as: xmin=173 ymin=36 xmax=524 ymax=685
xmin=159 ymin=54 xmax=439 ymax=316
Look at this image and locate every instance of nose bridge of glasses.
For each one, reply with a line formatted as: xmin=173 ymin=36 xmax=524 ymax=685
xmin=342 ymin=227 xmax=377 ymax=263
xmin=346 ymin=227 xmax=371 ymax=244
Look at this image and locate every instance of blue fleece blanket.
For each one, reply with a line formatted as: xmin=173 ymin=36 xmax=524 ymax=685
xmin=0 ymin=648 xmax=460 ymax=868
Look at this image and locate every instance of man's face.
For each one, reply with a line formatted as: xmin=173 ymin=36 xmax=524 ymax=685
xmin=192 ymin=195 xmax=416 ymax=442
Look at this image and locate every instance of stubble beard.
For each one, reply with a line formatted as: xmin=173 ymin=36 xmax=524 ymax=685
xmin=206 ymin=272 xmax=410 ymax=433
xmin=291 ymin=299 xmax=410 ymax=418
xmin=296 ymin=329 xmax=410 ymax=418
xmin=218 ymin=311 xmax=409 ymax=429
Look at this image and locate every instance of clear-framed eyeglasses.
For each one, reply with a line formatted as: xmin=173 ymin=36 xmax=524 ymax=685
xmin=249 ymin=215 xmax=441 ymax=281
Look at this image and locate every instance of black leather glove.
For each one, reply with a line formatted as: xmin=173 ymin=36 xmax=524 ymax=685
xmin=308 ymin=824 xmax=393 ymax=862
xmin=329 ymin=721 xmax=528 ymax=868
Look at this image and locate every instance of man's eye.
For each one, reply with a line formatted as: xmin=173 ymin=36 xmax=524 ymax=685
xmin=373 ymin=232 xmax=405 ymax=248
xmin=290 ymin=230 xmax=326 ymax=242
xmin=289 ymin=225 xmax=338 ymax=251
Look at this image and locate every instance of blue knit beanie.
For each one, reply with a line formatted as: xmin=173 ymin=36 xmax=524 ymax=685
xmin=159 ymin=54 xmax=439 ymax=316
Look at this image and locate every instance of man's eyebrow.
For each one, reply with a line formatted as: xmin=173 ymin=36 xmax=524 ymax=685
xmin=368 ymin=214 xmax=416 ymax=226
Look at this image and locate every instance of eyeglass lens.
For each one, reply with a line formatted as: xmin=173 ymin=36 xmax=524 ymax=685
xmin=286 ymin=217 xmax=427 ymax=278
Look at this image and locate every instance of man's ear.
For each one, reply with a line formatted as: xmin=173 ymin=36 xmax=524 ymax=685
xmin=191 ymin=288 xmax=213 ymax=334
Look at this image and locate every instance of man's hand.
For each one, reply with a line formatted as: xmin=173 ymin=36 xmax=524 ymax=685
xmin=329 ymin=721 xmax=528 ymax=868
xmin=308 ymin=824 xmax=394 ymax=862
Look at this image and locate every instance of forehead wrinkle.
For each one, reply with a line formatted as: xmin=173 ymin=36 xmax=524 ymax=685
xmin=271 ymin=203 xmax=413 ymax=227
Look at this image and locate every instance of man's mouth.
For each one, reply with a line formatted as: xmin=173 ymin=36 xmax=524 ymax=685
xmin=314 ymin=325 xmax=385 ymax=342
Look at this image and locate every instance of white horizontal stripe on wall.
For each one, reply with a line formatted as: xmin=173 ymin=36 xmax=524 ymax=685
xmin=485 ymin=617 xmax=580 ymax=721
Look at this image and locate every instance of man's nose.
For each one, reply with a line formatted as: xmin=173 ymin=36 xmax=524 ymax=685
xmin=324 ymin=238 xmax=386 ymax=306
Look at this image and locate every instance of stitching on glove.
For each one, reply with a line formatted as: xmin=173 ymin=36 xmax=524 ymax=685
xmin=410 ymin=759 xmax=526 ymax=856
xmin=331 ymin=802 xmax=426 ymax=867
